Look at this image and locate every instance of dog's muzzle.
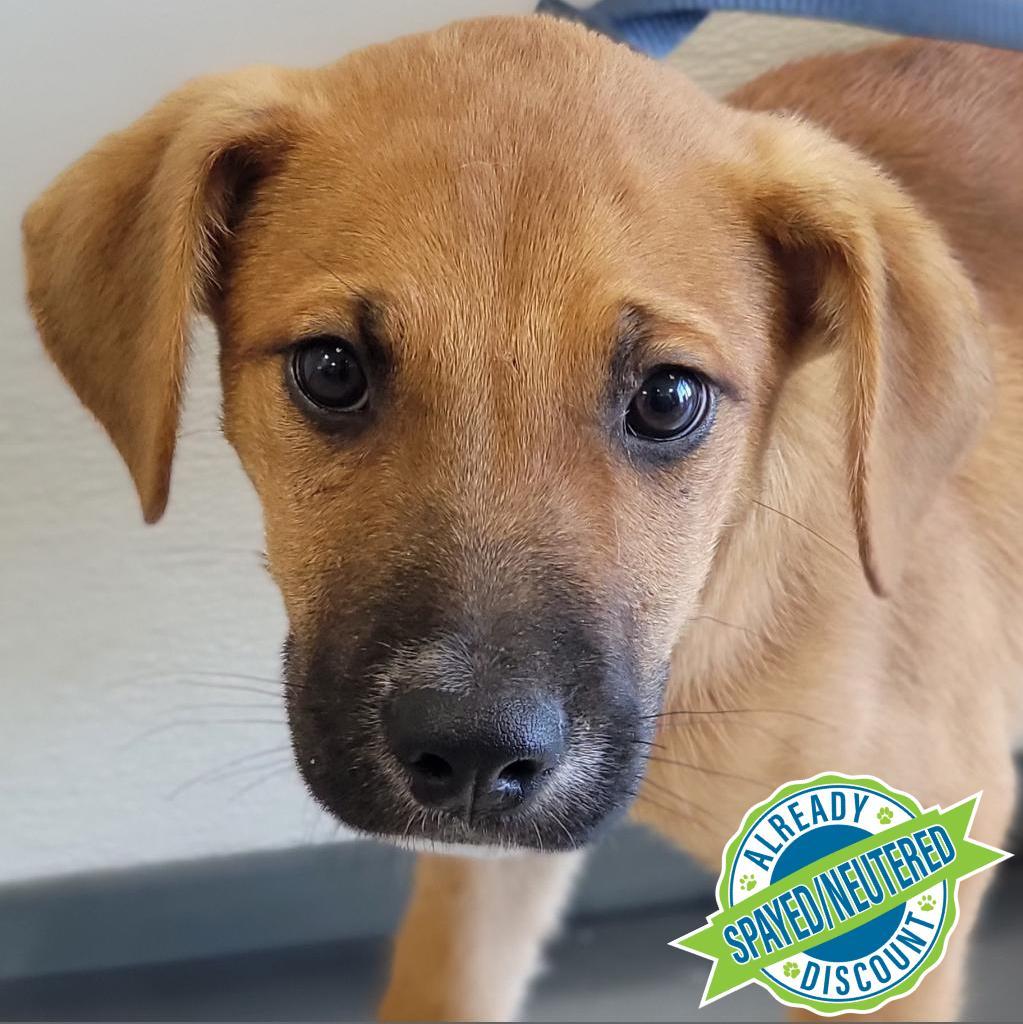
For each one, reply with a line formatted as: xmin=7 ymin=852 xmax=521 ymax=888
xmin=284 ymin=566 xmax=651 ymax=851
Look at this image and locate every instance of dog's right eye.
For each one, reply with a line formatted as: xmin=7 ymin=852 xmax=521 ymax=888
xmin=290 ymin=336 xmax=369 ymax=413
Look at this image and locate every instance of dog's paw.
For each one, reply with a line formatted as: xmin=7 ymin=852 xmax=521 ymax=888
xmin=738 ymin=873 xmax=757 ymax=892
xmin=783 ymin=961 xmax=800 ymax=979
xmin=918 ymin=894 xmax=937 ymax=912
xmin=876 ymin=806 xmax=894 ymax=825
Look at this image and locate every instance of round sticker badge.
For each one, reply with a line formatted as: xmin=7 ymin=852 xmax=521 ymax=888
xmin=672 ymin=773 xmax=1009 ymax=1016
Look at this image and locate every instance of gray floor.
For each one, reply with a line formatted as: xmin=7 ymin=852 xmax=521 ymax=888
xmin=1 ymin=858 xmax=1020 ymax=1022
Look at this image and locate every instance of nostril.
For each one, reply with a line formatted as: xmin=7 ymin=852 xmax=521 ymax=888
xmin=410 ymin=752 xmax=453 ymax=781
xmin=386 ymin=688 xmax=566 ymax=816
xmin=498 ymin=758 xmax=544 ymax=785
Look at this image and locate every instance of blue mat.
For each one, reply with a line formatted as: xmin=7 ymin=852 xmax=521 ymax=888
xmin=536 ymin=1 xmax=1023 ymax=58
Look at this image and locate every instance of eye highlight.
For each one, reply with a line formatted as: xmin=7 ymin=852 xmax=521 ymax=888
xmin=290 ymin=336 xmax=369 ymax=413
xmin=625 ymin=366 xmax=714 ymax=442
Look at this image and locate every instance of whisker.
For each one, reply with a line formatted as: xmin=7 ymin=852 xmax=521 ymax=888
xmin=630 ymin=792 xmax=715 ymax=834
xmin=752 ymin=498 xmax=858 ymax=567
xmin=400 ymin=810 xmax=416 ymax=847
xmin=165 ymin=677 xmax=312 ymax=698
xmin=692 ymin=614 xmax=772 ymax=644
xmin=181 ymin=670 xmax=307 ymax=690
xmin=643 ymin=706 xmax=829 ymax=727
xmin=118 ymin=671 xmax=311 ymax=696
xmin=164 ymin=681 xmax=279 ymax=698
xmin=628 ymin=738 xmax=667 ymax=751
xmin=166 ymin=701 xmax=285 ymax=716
xmin=300 ymin=249 xmax=352 ymax=289
xmin=168 ymin=745 xmax=293 ymax=799
xmin=157 ymin=547 xmax=264 ymax=560
xmin=651 ymin=714 xmax=808 ymax=746
xmin=644 ymin=755 xmax=762 ymax=787
xmin=232 ymin=763 xmax=296 ymax=798
xmin=641 ymin=777 xmax=733 ymax=831
xmin=121 ymin=718 xmax=288 ymax=750
xmin=547 ymin=807 xmax=577 ymax=849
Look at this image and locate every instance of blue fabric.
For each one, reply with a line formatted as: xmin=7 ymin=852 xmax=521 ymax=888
xmin=536 ymin=0 xmax=1023 ymax=56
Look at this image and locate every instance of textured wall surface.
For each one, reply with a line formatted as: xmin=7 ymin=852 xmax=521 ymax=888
xmin=1 ymin=6 xmax=887 ymax=884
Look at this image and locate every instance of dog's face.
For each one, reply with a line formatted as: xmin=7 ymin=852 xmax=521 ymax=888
xmin=23 ymin=19 xmax=987 ymax=849
xmin=218 ymin=77 xmax=770 ymax=847
xmin=211 ymin=26 xmax=774 ymax=849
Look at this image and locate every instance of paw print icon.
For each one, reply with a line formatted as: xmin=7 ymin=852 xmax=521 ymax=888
xmin=876 ymin=806 xmax=894 ymax=824
xmin=782 ymin=961 xmax=801 ymax=979
xmin=738 ymin=873 xmax=757 ymax=892
xmin=918 ymin=895 xmax=937 ymax=911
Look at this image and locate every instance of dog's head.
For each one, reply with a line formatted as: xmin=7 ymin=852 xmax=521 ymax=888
xmin=23 ymin=18 xmax=989 ymax=849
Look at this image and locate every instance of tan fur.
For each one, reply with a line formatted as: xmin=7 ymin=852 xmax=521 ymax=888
xmin=22 ymin=17 xmax=1023 ymax=1022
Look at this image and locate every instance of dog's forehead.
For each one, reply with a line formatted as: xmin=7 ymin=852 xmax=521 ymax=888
xmin=225 ymin=20 xmax=762 ymax=390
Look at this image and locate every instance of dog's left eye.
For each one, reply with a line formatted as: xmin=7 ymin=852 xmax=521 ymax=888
xmin=291 ymin=336 xmax=369 ymax=412
xmin=626 ymin=366 xmax=713 ymax=441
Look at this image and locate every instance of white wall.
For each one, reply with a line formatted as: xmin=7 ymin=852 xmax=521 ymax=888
xmin=0 ymin=3 xmax=885 ymax=884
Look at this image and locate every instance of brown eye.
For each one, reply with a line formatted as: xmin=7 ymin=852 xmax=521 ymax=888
xmin=291 ymin=336 xmax=369 ymax=412
xmin=626 ymin=367 xmax=712 ymax=441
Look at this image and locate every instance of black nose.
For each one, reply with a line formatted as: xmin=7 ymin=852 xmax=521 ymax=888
xmin=385 ymin=688 xmax=566 ymax=818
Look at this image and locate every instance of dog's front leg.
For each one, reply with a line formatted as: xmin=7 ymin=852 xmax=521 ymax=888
xmin=379 ymin=849 xmax=584 ymax=1022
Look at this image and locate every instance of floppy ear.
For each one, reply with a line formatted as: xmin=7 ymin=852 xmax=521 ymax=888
xmin=744 ymin=115 xmax=992 ymax=597
xmin=22 ymin=67 xmax=317 ymax=523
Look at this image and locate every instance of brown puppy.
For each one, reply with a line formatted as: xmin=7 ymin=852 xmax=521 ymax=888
xmin=22 ymin=16 xmax=1023 ymax=1021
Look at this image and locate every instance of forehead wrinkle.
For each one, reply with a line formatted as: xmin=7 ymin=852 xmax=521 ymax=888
xmin=225 ymin=275 xmax=366 ymax=357
xmin=619 ymin=294 xmax=733 ymax=374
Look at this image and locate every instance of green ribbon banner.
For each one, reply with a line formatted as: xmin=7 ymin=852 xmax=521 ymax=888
xmin=672 ymin=796 xmax=1007 ymax=1002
